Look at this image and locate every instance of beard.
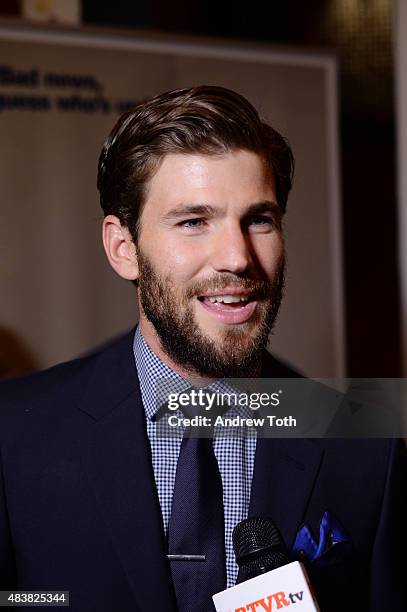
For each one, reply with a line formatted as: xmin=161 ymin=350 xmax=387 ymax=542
xmin=136 ymin=248 xmax=285 ymax=378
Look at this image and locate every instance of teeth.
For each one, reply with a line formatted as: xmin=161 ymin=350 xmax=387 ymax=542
xmin=207 ymin=295 xmax=248 ymax=304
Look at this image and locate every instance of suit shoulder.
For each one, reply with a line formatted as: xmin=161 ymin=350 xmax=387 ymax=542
xmin=261 ymin=350 xmax=303 ymax=378
xmin=0 ymin=354 xmax=91 ymax=417
xmin=0 ymin=329 xmax=135 ymax=429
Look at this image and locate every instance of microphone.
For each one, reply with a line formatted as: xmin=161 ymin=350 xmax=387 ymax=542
xmin=212 ymin=517 xmax=320 ymax=612
xmin=233 ymin=516 xmax=291 ymax=583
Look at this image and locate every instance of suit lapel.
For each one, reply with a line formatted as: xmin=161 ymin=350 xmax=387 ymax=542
xmin=249 ymin=437 xmax=324 ymax=550
xmin=76 ymin=331 xmax=177 ymax=611
xmin=250 ymin=352 xmax=324 ymax=549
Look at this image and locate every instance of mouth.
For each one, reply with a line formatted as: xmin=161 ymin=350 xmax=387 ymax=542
xmin=197 ymin=291 xmax=258 ymax=325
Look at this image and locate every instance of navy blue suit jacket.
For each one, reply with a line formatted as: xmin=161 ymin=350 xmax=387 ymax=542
xmin=0 ymin=329 xmax=405 ymax=611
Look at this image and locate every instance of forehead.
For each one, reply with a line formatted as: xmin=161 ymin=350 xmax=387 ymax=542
xmin=142 ymin=150 xmax=276 ymax=217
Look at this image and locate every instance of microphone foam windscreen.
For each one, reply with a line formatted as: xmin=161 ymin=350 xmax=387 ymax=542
xmin=233 ymin=517 xmax=290 ymax=582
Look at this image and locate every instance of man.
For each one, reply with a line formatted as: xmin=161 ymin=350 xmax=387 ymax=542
xmin=0 ymin=86 xmax=405 ymax=611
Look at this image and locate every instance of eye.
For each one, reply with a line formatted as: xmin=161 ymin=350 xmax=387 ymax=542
xmin=178 ymin=218 xmax=205 ymax=229
xmin=251 ymin=215 xmax=271 ymax=224
xmin=247 ymin=215 xmax=276 ymax=229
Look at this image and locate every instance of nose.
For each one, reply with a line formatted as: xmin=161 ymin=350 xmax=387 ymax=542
xmin=210 ymin=221 xmax=253 ymax=274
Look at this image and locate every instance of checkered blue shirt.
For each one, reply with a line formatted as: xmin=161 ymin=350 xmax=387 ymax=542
xmin=133 ymin=326 xmax=257 ymax=587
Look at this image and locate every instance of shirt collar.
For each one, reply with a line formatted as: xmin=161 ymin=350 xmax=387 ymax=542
xmin=133 ymin=325 xmax=190 ymax=421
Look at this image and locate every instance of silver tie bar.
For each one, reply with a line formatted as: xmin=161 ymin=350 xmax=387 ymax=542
xmin=167 ymin=554 xmax=206 ymax=561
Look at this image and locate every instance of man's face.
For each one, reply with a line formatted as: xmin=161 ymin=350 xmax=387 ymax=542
xmin=136 ymin=149 xmax=285 ymax=378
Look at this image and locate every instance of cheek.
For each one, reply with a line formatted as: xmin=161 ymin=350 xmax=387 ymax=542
xmin=151 ymin=236 xmax=207 ymax=280
xmin=253 ymin=234 xmax=285 ymax=274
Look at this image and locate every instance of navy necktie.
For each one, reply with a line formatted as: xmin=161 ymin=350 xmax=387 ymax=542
xmin=167 ymin=404 xmax=227 ymax=611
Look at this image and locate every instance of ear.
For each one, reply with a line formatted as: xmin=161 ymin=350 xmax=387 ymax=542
xmin=102 ymin=215 xmax=139 ymax=281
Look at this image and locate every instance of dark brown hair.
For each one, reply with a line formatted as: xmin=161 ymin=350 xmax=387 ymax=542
xmin=97 ymin=85 xmax=294 ymax=240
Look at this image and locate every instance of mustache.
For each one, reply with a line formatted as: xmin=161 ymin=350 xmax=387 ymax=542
xmin=185 ymin=273 xmax=282 ymax=300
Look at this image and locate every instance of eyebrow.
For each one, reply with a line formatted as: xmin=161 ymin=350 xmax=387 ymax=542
xmin=161 ymin=200 xmax=280 ymax=221
xmin=245 ymin=201 xmax=281 ymax=216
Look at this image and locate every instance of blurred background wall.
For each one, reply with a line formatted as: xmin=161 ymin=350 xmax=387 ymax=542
xmin=84 ymin=0 xmax=401 ymax=377
xmin=0 ymin=0 xmax=402 ymax=379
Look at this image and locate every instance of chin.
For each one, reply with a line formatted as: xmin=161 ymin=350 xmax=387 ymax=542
xmin=204 ymin=323 xmax=262 ymax=349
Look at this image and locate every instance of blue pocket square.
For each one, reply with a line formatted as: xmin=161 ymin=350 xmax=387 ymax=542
xmin=292 ymin=511 xmax=352 ymax=567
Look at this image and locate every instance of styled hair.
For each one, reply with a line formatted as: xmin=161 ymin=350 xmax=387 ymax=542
xmin=97 ymin=85 xmax=294 ymax=240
